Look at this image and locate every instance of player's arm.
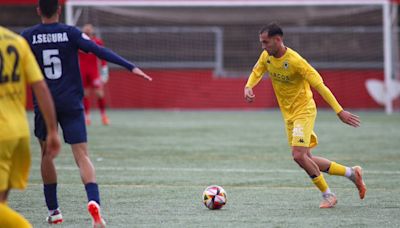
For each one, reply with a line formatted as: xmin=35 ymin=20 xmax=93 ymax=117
xmin=244 ymin=51 xmax=269 ymax=103
xmin=75 ymin=30 xmax=152 ymax=81
xmin=22 ymin=39 xmax=61 ymax=155
xmin=299 ymin=58 xmax=360 ymax=127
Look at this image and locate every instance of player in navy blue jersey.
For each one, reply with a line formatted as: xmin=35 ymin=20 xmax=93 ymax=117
xmin=22 ymin=0 xmax=152 ymax=227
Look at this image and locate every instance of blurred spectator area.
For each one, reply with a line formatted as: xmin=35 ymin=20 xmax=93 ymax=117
xmin=73 ymin=5 xmax=386 ymax=74
xmin=1 ymin=3 xmax=387 ymax=74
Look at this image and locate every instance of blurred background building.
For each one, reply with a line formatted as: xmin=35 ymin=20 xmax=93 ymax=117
xmin=1 ymin=0 xmax=399 ymax=112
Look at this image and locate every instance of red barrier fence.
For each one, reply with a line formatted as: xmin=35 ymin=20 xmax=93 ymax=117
xmin=27 ymin=69 xmax=383 ymax=110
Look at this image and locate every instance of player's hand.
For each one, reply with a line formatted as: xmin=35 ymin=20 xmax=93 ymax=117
xmin=132 ymin=67 xmax=152 ymax=81
xmin=100 ymin=65 xmax=109 ymax=83
xmin=244 ymin=87 xmax=255 ymax=103
xmin=45 ymin=130 xmax=61 ymax=158
xmin=337 ymin=110 xmax=360 ymax=128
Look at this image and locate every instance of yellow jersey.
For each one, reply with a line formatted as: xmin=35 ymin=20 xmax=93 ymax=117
xmin=0 ymin=26 xmax=44 ymax=141
xmin=246 ymin=48 xmax=342 ymax=120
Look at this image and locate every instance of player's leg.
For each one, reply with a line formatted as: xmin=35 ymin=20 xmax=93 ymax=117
xmin=0 ymin=138 xmax=33 ymax=227
xmin=94 ymin=88 xmax=109 ymax=126
xmin=84 ymin=87 xmax=92 ymax=125
xmin=60 ymin=110 xmax=106 ymax=227
xmin=292 ymin=147 xmax=320 ymax=177
xmin=59 ymin=110 xmax=96 ymax=185
xmin=306 ymin=130 xmax=366 ymax=199
xmin=0 ymin=190 xmax=8 ymax=202
xmin=82 ymin=71 xmax=92 ymax=125
xmin=292 ymin=149 xmax=337 ymax=209
xmin=40 ymin=139 xmax=63 ymax=223
xmin=71 ymin=143 xmax=105 ymax=227
xmin=311 ymin=155 xmax=348 ymax=176
xmin=310 ymin=152 xmax=366 ymax=199
xmin=71 ymin=143 xmax=96 ymax=184
xmin=93 ymin=75 xmax=109 ymax=126
xmin=0 ymin=199 xmax=32 ymax=228
xmin=289 ymin=117 xmax=337 ymax=208
xmin=35 ymin=112 xmax=63 ymax=224
xmin=287 ymin=118 xmax=321 ymax=177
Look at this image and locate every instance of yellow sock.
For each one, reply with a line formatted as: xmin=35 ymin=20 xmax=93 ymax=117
xmin=312 ymin=174 xmax=329 ymax=193
xmin=0 ymin=203 xmax=32 ymax=228
xmin=328 ymin=162 xmax=347 ymax=176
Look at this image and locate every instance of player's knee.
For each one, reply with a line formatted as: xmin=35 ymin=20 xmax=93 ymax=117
xmin=0 ymin=191 xmax=8 ymax=202
xmin=95 ymin=89 xmax=104 ymax=97
xmin=292 ymin=150 xmax=306 ymax=164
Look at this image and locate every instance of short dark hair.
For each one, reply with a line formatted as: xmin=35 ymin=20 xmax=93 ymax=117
xmin=39 ymin=0 xmax=59 ymax=18
xmin=259 ymin=22 xmax=283 ymax=37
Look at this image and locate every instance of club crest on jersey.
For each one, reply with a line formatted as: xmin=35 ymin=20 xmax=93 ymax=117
xmin=82 ymin=33 xmax=91 ymax=40
xmin=283 ymin=61 xmax=289 ymax=69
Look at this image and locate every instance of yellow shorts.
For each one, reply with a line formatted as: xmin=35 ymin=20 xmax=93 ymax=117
xmin=0 ymin=137 xmax=31 ymax=191
xmin=285 ymin=115 xmax=318 ymax=148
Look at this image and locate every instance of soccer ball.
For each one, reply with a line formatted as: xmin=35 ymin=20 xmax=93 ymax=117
xmin=202 ymin=185 xmax=227 ymax=210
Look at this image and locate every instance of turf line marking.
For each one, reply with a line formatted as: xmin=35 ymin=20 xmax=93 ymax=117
xmin=25 ymin=183 xmax=400 ymax=191
xmin=30 ymin=166 xmax=400 ymax=174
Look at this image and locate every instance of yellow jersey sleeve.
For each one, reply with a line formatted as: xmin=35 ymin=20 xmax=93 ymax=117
xmin=297 ymin=57 xmax=343 ymax=113
xmin=245 ymin=51 xmax=268 ymax=88
xmin=297 ymin=57 xmax=323 ymax=88
xmin=19 ymin=37 xmax=44 ymax=84
xmin=314 ymin=84 xmax=343 ymax=113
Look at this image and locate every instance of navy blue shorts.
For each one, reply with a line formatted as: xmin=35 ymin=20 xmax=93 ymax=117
xmin=34 ymin=109 xmax=87 ymax=144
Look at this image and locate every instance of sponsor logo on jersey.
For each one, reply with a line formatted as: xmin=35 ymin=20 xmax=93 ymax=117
xmin=270 ymin=72 xmax=289 ymax=82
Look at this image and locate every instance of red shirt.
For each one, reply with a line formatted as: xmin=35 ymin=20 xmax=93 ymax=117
xmin=79 ymin=36 xmax=106 ymax=75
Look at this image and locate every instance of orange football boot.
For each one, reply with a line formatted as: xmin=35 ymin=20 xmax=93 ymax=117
xmin=352 ymin=166 xmax=367 ymax=199
xmin=88 ymin=201 xmax=106 ymax=228
xmin=320 ymin=193 xmax=337 ymax=209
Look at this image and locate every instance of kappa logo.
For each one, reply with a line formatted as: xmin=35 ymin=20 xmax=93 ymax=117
xmin=298 ymin=139 xmax=305 ymax=143
xmin=267 ymin=60 xmax=271 ymax=64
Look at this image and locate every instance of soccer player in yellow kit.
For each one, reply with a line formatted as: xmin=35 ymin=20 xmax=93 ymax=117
xmin=244 ymin=23 xmax=366 ymax=208
xmin=0 ymin=26 xmax=60 ymax=227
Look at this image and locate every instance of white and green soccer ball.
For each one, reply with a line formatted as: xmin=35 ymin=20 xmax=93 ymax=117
xmin=202 ymin=185 xmax=227 ymax=210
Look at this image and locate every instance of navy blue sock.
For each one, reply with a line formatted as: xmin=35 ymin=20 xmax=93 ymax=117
xmin=85 ymin=183 xmax=100 ymax=205
xmin=44 ymin=183 xmax=58 ymax=211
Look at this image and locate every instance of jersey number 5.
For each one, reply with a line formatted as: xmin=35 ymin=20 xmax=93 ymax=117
xmin=0 ymin=45 xmax=20 ymax=84
xmin=43 ymin=49 xmax=62 ymax=80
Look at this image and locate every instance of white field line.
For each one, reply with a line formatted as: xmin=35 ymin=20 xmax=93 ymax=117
xmin=30 ymin=166 xmax=400 ymax=175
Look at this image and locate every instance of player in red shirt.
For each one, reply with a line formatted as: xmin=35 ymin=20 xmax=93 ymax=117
xmin=79 ymin=24 xmax=110 ymax=125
